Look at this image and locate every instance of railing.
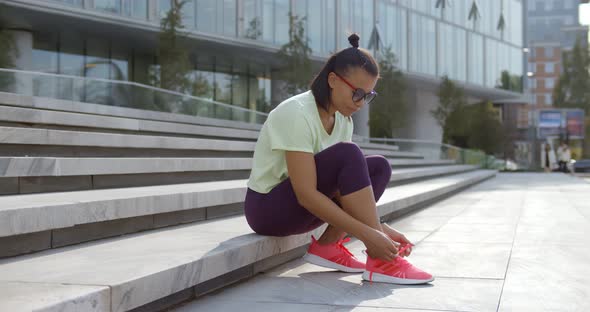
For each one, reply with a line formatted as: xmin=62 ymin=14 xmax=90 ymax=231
xmin=0 ymin=68 xmax=269 ymax=124
xmin=355 ymin=136 xmax=497 ymax=169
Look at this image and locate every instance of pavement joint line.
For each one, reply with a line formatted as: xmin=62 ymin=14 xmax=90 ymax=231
xmin=494 ymin=184 xmax=527 ymax=312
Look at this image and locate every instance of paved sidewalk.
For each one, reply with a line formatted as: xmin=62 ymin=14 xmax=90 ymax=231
xmin=172 ymin=173 xmax=590 ymax=312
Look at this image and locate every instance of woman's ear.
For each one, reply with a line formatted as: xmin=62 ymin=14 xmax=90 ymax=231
xmin=327 ymin=72 xmax=337 ymax=89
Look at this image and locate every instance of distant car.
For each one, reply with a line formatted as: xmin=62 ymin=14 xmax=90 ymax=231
xmin=573 ymin=159 xmax=590 ymax=173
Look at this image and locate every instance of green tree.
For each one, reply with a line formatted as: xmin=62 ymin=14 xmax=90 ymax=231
xmin=276 ymin=13 xmax=313 ymax=97
xmin=146 ymin=0 xmax=192 ymax=113
xmin=156 ymin=0 xmax=191 ymax=93
xmin=244 ymin=17 xmax=262 ymax=40
xmin=553 ymin=37 xmax=590 ymax=157
xmin=370 ymin=47 xmax=407 ymax=138
xmin=498 ymin=70 xmax=523 ymax=93
xmin=465 ymin=101 xmax=504 ymax=155
xmin=433 ymin=76 xmax=504 ymax=154
xmin=553 ymin=38 xmax=590 ymax=112
xmin=432 ymin=76 xmax=468 ymax=143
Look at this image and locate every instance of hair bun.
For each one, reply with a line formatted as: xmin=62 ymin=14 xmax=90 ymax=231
xmin=348 ymin=34 xmax=360 ymax=48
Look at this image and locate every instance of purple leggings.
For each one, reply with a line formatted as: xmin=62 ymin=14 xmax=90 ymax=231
xmin=244 ymin=142 xmax=392 ymax=237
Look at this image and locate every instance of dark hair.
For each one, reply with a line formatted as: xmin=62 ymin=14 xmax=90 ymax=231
xmin=310 ymin=33 xmax=380 ymax=111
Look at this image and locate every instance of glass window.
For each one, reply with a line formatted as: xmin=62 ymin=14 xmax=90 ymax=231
xmin=122 ymin=0 xmax=148 ymax=19
xmin=275 ymin=0 xmax=290 ymax=45
xmin=565 ymin=16 xmax=574 ymax=25
xmin=546 ymin=78 xmax=555 ymax=88
xmin=262 ymin=0 xmax=274 ymax=43
xmin=110 ymin=46 xmax=130 ymax=81
xmin=308 ymin=1 xmax=321 ymax=54
xmin=565 ymin=0 xmax=574 ymax=9
xmin=546 ymin=62 xmax=554 ymax=73
xmin=340 ymin=0 xmax=373 ymax=49
xmin=49 ymin=0 xmax=83 ymax=7
xmin=94 ymin=0 xmax=121 ymax=14
xmin=339 ymin=0 xmax=352 ymax=49
xmin=85 ymin=37 xmax=110 ymax=104
xmin=181 ymin=0 xmax=195 ymax=29
xmin=545 ymin=0 xmax=553 ymax=11
xmin=59 ymin=32 xmax=85 ymax=78
xmin=223 ymin=0 xmax=237 ymax=37
xmin=196 ymin=0 xmax=216 ymax=33
xmin=528 ymin=0 xmax=536 ymax=11
xmin=133 ymin=51 xmax=155 ymax=85
xmin=545 ymin=94 xmax=552 ymax=105
xmin=468 ymin=32 xmax=484 ymax=85
xmin=437 ymin=24 xmax=465 ymax=80
xmin=545 ymin=47 xmax=554 ymax=58
xmin=324 ymin=0 xmax=336 ymax=54
xmin=32 ymin=32 xmax=59 ymax=98
xmin=242 ymin=0 xmax=263 ymax=40
xmin=378 ymin=1 xmax=407 ymax=70
xmin=409 ymin=13 xmax=436 ymax=76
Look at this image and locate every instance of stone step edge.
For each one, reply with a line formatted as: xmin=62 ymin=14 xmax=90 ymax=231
xmin=0 ymin=125 xmax=407 ymax=156
xmin=0 ymin=165 xmax=479 ymax=237
xmin=0 ymin=101 xmax=261 ymax=140
xmin=0 ymin=156 xmax=455 ymax=178
xmin=0 ymin=92 xmax=264 ymax=131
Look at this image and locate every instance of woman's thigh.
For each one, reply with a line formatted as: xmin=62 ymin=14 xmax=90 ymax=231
xmin=244 ymin=142 xmax=372 ymax=236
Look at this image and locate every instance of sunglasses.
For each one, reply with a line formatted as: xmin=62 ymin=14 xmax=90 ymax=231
xmin=334 ymin=73 xmax=378 ymax=104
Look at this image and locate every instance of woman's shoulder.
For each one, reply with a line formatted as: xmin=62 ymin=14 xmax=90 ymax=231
xmin=269 ymin=91 xmax=314 ymax=118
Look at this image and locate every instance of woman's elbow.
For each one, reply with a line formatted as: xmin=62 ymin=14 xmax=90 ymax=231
xmin=294 ymin=189 xmax=316 ymax=208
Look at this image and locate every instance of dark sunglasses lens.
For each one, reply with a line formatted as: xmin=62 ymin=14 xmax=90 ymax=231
xmin=352 ymin=89 xmax=366 ymax=102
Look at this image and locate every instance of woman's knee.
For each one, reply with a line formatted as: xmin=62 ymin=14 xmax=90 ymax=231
xmin=366 ymin=155 xmax=392 ymax=180
xmin=325 ymin=142 xmax=365 ymax=162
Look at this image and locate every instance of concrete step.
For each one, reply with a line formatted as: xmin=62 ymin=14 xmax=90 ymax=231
xmin=363 ymin=149 xmax=422 ymax=159
xmin=0 ymin=126 xmax=412 ymax=159
xmin=0 ymin=165 xmax=479 ymax=256
xmin=355 ymin=141 xmax=399 ymax=152
xmin=0 ymin=155 xmax=456 ymax=195
xmin=0 ymin=126 xmax=257 ymax=157
xmin=0 ymin=105 xmax=261 ymax=141
xmin=0 ymin=92 xmax=263 ymax=132
xmin=0 ymin=169 xmax=496 ymax=312
xmin=389 ymin=158 xmax=456 ymax=167
xmin=1 ymin=157 xmax=452 ymax=178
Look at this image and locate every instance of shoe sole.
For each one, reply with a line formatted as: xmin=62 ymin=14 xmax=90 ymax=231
xmin=302 ymin=253 xmax=365 ymax=273
xmin=362 ymin=271 xmax=435 ymax=285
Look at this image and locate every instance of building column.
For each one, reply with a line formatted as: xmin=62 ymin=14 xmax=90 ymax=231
xmin=8 ymin=29 xmax=33 ymax=95
xmin=352 ymin=104 xmax=370 ymax=137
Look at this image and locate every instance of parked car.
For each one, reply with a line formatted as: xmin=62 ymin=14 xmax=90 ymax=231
xmin=573 ymin=159 xmax=590 ymax=173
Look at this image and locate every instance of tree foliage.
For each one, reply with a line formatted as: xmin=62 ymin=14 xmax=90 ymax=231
xmin=155 ymin=0 xmax=191 ymax=93
xmin=553 ymin=38 xmax=590 ymax=113
xmin=498 ymin=70 xmax=522 ymax=93
xmin=433 ymin=76 xmax=504 ymax=154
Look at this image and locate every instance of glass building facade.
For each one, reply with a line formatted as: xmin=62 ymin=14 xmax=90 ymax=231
xmin=16 ymin=0 xmax=523 ymax=114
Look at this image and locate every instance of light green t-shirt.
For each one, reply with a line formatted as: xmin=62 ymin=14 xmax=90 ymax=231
xmin=247 ymin=90 xmax=354 ymax=194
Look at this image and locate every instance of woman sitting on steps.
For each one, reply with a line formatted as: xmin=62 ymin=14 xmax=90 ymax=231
xmin=244 ymin=34 xmax=433 ymax=285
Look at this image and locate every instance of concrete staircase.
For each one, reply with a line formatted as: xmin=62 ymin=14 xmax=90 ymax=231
xmin=0 ymin=93 xmax=496 ymax=312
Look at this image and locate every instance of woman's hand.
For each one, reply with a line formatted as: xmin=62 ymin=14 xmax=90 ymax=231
xmin=381 ymin=223 xmax=413 ymax=257
xmin=362 ymin=228 xmax=399 ymax=262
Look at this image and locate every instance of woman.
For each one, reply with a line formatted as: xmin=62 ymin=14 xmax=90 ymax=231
xmin=245 ymin=34 xmax=433 ymax=285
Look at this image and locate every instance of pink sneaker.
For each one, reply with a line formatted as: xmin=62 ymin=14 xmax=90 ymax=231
xmin=362 ymin=246 xmax=434 ymax=284
xmin=303 ymin=235 xmax=366 ymax=273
